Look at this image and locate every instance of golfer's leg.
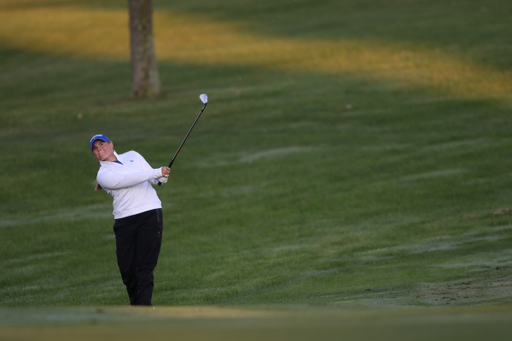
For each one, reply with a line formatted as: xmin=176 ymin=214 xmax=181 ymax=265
xmin=135 ymin=209 xmax=163 ymax=306
xmin=113 ymin=217 xmax=138 ymax=305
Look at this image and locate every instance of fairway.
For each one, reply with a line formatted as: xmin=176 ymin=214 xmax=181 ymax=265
xmin=1 ymin=0 xmax=512 ymax=339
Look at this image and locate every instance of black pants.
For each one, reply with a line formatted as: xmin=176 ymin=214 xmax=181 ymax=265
xmin=113 ymin=208 xmax=163 ymax=306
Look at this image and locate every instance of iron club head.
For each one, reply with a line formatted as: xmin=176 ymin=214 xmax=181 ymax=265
xmin=200 ymin=93 xmax=208 ymax=104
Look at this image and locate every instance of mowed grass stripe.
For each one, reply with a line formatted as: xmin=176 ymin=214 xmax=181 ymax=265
xmin=1 ymin=306 xmax=512 ymax=341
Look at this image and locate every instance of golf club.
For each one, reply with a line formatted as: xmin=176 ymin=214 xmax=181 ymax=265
xmin=158 ymin=94 xmax=208 ymax=186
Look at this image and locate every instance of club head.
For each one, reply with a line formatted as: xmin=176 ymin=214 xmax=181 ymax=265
xmin=199 ymin=93 xmax=208 ymax=104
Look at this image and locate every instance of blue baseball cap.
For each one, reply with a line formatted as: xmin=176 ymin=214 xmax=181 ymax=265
xmin=90 ymin=134 xmax=110 ymax=150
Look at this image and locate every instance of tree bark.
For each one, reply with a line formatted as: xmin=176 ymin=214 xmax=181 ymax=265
xmin=128 ymin=0 xmax=161 ymax=98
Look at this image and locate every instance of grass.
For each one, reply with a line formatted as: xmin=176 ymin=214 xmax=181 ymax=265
xmin=1 ymin=0 xmax=512 ymax=324
xmin=1 ymin=1 xmax=511 ymax=97
xmin=2 ymin=305 xmax=512 ymax=341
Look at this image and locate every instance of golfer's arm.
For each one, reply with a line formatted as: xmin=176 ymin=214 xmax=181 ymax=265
xmin=97 ymin=168 xmax=162 ymax=190
xmin=138 ymin=156 xmax=162 ymax=185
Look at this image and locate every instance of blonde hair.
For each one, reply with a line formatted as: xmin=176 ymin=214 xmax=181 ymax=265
xmin=93 ymin=165 xmax=103 ymax=191
xmin=94 ymin=181 xmax=103 ymax=191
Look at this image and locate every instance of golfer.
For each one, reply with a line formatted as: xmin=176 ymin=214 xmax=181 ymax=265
xmin=90 ymin=134 xmax=170 ymax=306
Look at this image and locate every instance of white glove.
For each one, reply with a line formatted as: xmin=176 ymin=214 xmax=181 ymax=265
xmin=157 ymin=176 xmax=168 ymax=184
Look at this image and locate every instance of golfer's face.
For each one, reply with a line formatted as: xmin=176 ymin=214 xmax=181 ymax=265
xmin=92 ymin=140 xmax=115 ymax=161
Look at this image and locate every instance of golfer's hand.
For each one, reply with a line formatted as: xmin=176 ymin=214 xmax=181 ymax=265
xmin=161 ymin=167 xmax=170 ymax=178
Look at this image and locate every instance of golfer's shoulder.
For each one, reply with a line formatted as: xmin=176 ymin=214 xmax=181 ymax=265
xmin=114 ymin=150 xmax=142 ymax=162
xmin=122 ymin=150 xmax=142 ymax=158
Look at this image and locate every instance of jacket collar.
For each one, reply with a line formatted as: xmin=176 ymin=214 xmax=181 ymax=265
xmin=99 ymin=151 xmax=120 ymax=166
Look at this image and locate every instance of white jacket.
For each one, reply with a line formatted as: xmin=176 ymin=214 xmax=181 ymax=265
xmin=97 ymin=150 xmax=166 ymax=219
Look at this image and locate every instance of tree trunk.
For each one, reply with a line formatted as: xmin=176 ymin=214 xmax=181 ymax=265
xmin=128 ymin=0 xmax=161 ymax=98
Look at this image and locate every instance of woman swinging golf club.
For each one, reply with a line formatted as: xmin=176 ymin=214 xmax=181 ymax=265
xmin=90 ymin=134 xmax=170 ymax=306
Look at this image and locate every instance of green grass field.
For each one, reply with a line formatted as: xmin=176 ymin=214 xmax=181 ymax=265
xmin=1 ymin=0 xmax=512 ymax=339
xmin=2 ymin=305 xmax=512 ymax=341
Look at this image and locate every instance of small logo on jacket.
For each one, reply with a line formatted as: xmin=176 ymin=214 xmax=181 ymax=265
xmin=130 ymin=160 xmax=134 ymax=162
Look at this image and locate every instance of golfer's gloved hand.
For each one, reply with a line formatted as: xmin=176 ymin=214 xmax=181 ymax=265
xmin=157 ymin=176 xmax=168 ymax=184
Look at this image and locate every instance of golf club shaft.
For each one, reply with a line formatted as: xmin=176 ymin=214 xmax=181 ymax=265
xmin=158 ymin=103 xmax=207 ymax=186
